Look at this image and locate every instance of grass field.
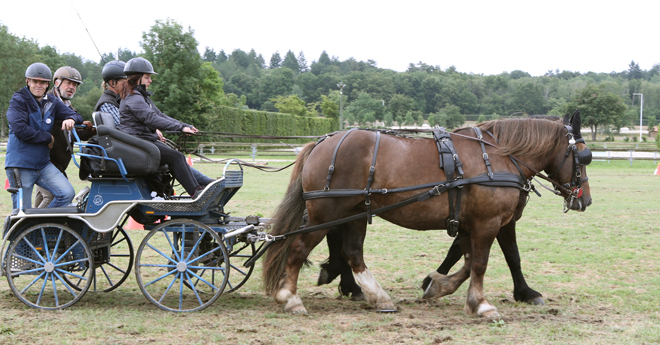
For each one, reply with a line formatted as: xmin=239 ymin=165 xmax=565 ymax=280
xmin=1 ymin=156 xmax=659 ymax=344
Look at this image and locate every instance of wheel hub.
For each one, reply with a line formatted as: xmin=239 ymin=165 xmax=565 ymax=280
xmin=44 ymin=262 xmax=55 ymax=273
xmin=177 ymin=261 xmax=188 ymax=272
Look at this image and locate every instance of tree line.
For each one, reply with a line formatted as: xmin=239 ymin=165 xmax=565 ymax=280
xmin=2 ymin=19 xmax=659 ymax=140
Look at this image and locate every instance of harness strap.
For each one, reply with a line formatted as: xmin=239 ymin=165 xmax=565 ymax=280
xmin=325 ymin=128 xmax=357 ymax=191
xmin=474 ymin=127 xmax=494 ymax=180
xmin=302 ymin=172 xmax=527 ymax=199
xmin=286 ymin=173 xmax=525 ymax=239
xmin=364 ymin=131 xmax=381 ymax=224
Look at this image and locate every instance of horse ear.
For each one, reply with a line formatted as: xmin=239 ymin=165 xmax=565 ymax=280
xmin=571 ymin=109 xmax=582 ymax=140
xmin=562 ymin=113 xmax=570 ymax=125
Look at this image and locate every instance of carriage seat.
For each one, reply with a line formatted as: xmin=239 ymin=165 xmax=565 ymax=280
xmin=84 ymin=112 xmax=164 ymax=177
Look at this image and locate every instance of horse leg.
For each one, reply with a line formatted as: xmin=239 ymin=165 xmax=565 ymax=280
xmin=273 ymin=230 xmax=328 ymax=314
xmin=463 ymin=222 xmax=501 ymax=319
xmin=496 ymin=219 xmax=545 ymax=305
xmin=317 ymin=228 xmax=342 ymax=285
xmin=342 ymin=219 xmax=395 ymax=311
xmin=421 ymin=234 xmax=472 ymax=300
xmin=318 ymin=227 xmax=365 ymax=301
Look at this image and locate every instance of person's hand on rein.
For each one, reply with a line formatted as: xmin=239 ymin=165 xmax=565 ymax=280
xmin=182 ymin=126 xmax=198 ymax=135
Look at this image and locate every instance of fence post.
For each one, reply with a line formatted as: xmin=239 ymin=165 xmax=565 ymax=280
xmin=251 ymin=144 xmax=257 ymax=162
xmin=628 ymin=150 xmax=634 ymax=167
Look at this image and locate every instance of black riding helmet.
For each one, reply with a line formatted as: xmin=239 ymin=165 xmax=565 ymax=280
xmin=124 ymin=57 xmax=158 ymax=75
xmin=102 ymin=60 xmax=127 ymax=82
xmin=26 ymin=62 xmax=52 ymax=81
xmin=25 ymin=62 xmax=52 ymax=92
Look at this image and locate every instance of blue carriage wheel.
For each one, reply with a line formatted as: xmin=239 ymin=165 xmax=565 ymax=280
xmin=62 ymin=227 xmax=134 ymax=293
xmin=4 ymin=223 xmax=94 ymax=310
xmin=134 ymin=219 xmax=229 ymax=312
xmin=225 ymin=241 xmax=255 ymax=293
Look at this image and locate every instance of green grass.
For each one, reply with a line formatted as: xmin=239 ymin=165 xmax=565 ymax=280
xmin=1 ymin=157 xmax=659 ymax=344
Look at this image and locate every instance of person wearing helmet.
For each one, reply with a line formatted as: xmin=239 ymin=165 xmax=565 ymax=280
xmin=117 ymin=57 xmax=204 ymax=197
xmin=33 ymin=66 xmax=96 ymax=208
xmin=95 ymin=60 xmax=127 ymax=125
xmin=95 ymin=59 xmax=213 ymax=187
xmin=5 ymin=63 xmax=84 ymax=210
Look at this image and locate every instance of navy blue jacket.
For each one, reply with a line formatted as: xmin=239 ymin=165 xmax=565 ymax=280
xmin=5 ymin=87 xmax=83 ymax=170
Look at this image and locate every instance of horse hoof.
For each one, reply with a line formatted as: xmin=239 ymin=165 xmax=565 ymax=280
xmin=421 ymin=271 xmax=449 ymax=300
xmin=481 ymin=309 xmax=501 ymax=319
xmin=286 ymin=304 xmax=308 ymax=315
xmin=376 ymin=301 xmax=397 ymax=312
xmin=317 ymin=268 xmax=330 ymax=286
xmin=528 ymin=297 xmax=545 ymax=306
xmin=350 ymin=292 xmax=366 ymax=302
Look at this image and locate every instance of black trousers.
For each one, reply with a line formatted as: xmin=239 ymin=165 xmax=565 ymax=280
xmin=154 ymin=141 xmax=199 ymax=195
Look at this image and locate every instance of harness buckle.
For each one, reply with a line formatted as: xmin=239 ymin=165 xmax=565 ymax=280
xmin=482 ymin=152 xmax=489 ymax=160
xmin=433 ymin=185 xmax=444 ymax=195
xmin=446 ymin=219 xmax=459 ymax=237
xmin=382 ymin=188 xmax=388 ymax=194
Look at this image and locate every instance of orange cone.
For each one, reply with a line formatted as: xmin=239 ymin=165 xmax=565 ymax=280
xmin=125 ymin=217 xmax=144 ymax=230
xmin=4 ymin=179 xmax=9 ymax=190
xmin=655 ymin=163 xmax=660 ymax=176
xmin=187 ymin=155 xmax=194 ymax=167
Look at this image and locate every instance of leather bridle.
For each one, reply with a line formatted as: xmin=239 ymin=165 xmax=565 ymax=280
xmin=547 ymin=125 xmax=591 ymax=212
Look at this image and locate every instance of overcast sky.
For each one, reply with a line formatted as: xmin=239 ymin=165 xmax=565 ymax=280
xmin=2 ymin=0 xmax=658 ymax=76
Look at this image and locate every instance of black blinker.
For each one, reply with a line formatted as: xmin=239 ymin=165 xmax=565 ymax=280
xmin=577 ymin=147 xmax=592 ymax=166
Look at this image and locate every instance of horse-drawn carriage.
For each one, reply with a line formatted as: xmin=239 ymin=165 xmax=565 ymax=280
xmin=1 ymin=112 xmax=271 ymax=312
xmin=2 ymin=110 xmax=593 ymax=319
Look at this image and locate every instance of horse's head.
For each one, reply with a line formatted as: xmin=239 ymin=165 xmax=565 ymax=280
xmin=547 ymin=110 xmax=592 ymax=212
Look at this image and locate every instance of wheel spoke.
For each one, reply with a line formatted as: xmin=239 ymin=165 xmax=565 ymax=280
xmin=20 ymin=237 xmax=47 ymax=263
xmin=230 ymin=264 xmax=248 ymax=277
xmin=185 ymin=271 xmax=204 ymax=307
xmin=37 ymin=272 xmax=48 ymax=305
xmin=56 ymin=268 xmax=89 ymax=281
xmin=186 ymin=268 xmax=222 ymax=291
xmin=145 ymin=242 xmax=178 ymax=265
xmin=19 ymin=271 xmax=47 ymax=294
xmin=52 ymin=271 xmax=78 ymax=297
xmin=53 ymin=240 xmax=82 ymax=264
xmin=143 ymin=268 xmax=177 ymax=288
xmin=40 ymin=228 xmax=50 ymax=261
xmin=99 ymin=265 xmax=114 ymax=288
xmin=104 ymin=262 xmax=126 ymax=274
xmin=10 ymin=252 xmax=45 ymax=267
xmin=185 ymin=229 xmax=206 ymax=262
xmin=158 ymin=272 xmax=180 ymax=304
xmin=188 ymin=245 xmax=223 ymax=265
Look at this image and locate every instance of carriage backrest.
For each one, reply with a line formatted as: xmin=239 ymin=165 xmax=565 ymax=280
xmin=92 ymin=112 xmax=117 ymax=130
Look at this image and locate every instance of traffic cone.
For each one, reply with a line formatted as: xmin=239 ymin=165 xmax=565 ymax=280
xmin=655 ymin=163 xmax=660 ymax=176
xmin=125 ymin=217 xmax=143 ymax=230
xmin=187 ymin=154 xmax=194 ymax=167
xmin=4 ymin=179 xmax=9 ymax=190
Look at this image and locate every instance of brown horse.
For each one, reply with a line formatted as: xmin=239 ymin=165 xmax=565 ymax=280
xmin=263 ymin=114 xmax=592 ymax=318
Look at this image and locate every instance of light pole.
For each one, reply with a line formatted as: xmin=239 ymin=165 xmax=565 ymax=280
xmin=337 ymin=82 xmax=345 ymax=130
xmin=633 ymin=93 xmax=643 ymax=142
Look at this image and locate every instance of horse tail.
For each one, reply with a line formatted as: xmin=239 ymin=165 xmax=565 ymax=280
xmin=262 ymin=142 xmax=315 ymax=296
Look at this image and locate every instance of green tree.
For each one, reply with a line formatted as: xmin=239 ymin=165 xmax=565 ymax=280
xmin=269 ymin=51 xmax=281 ymax=69
xmin=203 ymin=46 xmax=216 ymax=62
xmin=403 ymin=112 xmax=415 ymax=126
xmin=320 ymin=95 xmax=338 ymax=118
xmin=345 ymin=92 xmax=386 ymax=121
xmin=388 ymin=94 xmax=415 ymax=119
xmin=141 ymin=19 xmax=210 ymax=126
xmin=565 ymin=84 xmax=627 ymax=140
xmin=438 ymin=104 xmax=465 ymax=129
xmin=383 ymin=113 xmax=394 ymax=127
xmin=256 ymin=68 xmax=295 ymax=109
xmin=427 ymin=112 xmax=445 ymax=127
xmin=282 ymin=50 xmax=300 ymax=74
xmin=272 ymin=95 xmax=306 ymax=116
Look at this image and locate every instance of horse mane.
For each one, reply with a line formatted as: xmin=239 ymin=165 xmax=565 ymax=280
xmin=470 ymin=117 xmax=567 ymax=159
